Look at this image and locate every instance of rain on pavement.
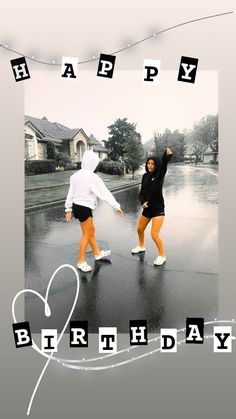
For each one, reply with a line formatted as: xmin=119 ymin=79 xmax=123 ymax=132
xmin=25 ymin=164 xmax=218 ymax=333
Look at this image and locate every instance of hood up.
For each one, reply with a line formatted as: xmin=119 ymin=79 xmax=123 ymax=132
xmin=81 ymin=150 xmax=100 ymax=172
xmin=145 ymin=156 xmax=160 ymax=174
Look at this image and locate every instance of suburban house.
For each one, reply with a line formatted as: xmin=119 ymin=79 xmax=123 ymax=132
xmin=184 ymin=143 xmax=218 ymax=163
xmin=24 ymin=115 xmax=108 ymax=162
xmin=184 ymin=144 xmax=196 ymax=162
xmin=202 ymin=146 xmax=218 ymax=164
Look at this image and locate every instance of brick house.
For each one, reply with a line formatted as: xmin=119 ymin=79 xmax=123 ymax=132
xmin=24 ymin=115 xmax=108 ymax=162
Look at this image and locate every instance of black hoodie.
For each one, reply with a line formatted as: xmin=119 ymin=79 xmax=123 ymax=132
xmin=139 ymin=151 xmax=172 ymax=210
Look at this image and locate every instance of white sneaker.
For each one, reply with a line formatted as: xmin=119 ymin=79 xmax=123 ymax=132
xmin=95 ymin=249 xmax=111 ymax=260
xmin=131 ymin=246 xmax=146 ymax=254
xmin=77 ymin=261 xmax=92 ymax=272
xmin=154 ymin=256 xmax=166 ymax=266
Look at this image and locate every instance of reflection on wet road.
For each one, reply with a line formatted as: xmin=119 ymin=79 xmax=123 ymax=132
xmin=25 ymin=164 xmax=218 ymax=333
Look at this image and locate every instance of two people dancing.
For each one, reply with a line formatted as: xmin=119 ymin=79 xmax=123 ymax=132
xmin=65 ymin=148 xmax=173 ymax=272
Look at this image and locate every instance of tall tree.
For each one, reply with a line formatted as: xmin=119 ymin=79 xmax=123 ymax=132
xmin=191 ymin=142 xmax=206 ymax=163
xmin=190 ymin=114 xmax=218 ymax=151
xmin=171 ymin=130 xmax=186 ymax=162
xmin=104 ymin=118 xmax=140 ymax=160
xmin=124 ymin=130 xmax=144 ymax=179
xmin=153 ymin=131 xmax=167 ymax=155
xmin=153 ymin=129 xmax=185 ymax=162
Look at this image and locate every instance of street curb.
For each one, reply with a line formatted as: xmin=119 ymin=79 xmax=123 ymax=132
xmin=25 ymin=175 xmax=123 ymax=192
xmin=25 ymin=181 xmax=141 ymax=211
xmin=25 ymin=182 xmax=69 ymax=192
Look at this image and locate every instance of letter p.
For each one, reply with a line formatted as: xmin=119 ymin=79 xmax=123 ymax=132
xmin=143 ymin=59 xmax=161 ymax=85
xmin=97 ymin=54 xmax=116 ymax=78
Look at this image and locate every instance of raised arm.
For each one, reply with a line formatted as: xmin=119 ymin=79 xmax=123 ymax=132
xmin=159 ymin=148 xmax=173 ymax=179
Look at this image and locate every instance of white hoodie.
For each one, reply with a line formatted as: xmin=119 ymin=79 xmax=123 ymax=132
xmin=65 ymin=150 xmax=121 ymax=212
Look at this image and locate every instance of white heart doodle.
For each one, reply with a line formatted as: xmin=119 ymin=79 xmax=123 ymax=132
xmin=12 ymin=264 xmax=80 ymax=415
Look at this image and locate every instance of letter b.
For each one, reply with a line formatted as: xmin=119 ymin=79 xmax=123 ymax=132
xmin=12 ymin=321 xmax=32 ymax=348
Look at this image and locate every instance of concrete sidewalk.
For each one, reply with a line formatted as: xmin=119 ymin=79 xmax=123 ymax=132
xmin=25 ymin=170 xmax=142 ymax=210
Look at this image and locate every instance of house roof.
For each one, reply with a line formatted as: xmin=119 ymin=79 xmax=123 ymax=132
xmin=184 ymin=144 xmax=196 ymax=155
xmin=25 ymin=115 xmax=81 ymax=140
xmin=89 ymin=136 xmax=108 ymax=153
xmin=203 ymin=146 xmax=217 ymax=155
xmin=24 ymin=115 xmax=108 ymax=152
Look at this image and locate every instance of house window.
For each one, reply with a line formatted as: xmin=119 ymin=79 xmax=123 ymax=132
xmin=25 ymin=135 xmax=36 ymax=159
xmin=25 ymin=133 xmax=34 ymax=140
xmin=25 ymin=140 xmax=29 ymax=159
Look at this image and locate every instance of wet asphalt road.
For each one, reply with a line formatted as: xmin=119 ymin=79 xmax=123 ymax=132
xmin=25 ymin=164 xmax=218 ymax=333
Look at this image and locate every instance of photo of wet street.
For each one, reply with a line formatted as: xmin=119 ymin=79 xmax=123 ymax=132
xmin=25 ymin=164 xmax=218 ymax=333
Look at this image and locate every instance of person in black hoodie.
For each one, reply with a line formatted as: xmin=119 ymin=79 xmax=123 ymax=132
xmin=131 ymin=148 xmax=173 ymax=265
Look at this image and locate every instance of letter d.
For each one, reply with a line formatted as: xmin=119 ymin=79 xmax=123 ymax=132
xmin=161 ymin=328 xmax=177 ymax=352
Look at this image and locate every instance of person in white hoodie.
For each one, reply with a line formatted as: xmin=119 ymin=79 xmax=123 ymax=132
xmin=65 ymin=150 xmax=123 ymax=272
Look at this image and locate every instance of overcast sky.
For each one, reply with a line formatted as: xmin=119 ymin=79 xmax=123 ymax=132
xmin=25 ymin=70 xmax=218 ymax=144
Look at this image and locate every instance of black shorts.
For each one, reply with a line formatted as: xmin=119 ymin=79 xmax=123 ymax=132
xmin=72 ymin=203 xmax=93 ymax=222
xmin=142 ymin=207 xmax=165 ymax=219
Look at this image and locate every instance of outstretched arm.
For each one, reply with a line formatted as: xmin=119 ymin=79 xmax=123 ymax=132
xmin=90 ymin=174 xmax=122 ymax=212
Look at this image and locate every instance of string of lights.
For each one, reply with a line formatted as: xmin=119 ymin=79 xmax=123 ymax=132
xmin=0 ymin=11 xmax=233 ymax=67
xmin=60 ymin=331 xmax=236 ymax=371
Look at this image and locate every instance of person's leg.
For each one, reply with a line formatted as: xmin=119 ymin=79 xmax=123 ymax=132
xmin=78 ymin=217 xmax=95 ymax=263
xmin=151 ymin=216 xmax=165 ymax=256
xmin=89 ymin=221 xmax=101 ymax=257
xmin=137 ymin=215 xmax=151 ymax=247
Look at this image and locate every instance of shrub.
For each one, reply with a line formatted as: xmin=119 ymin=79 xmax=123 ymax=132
xmin=210 ymin=160 xmax=218 ymax=165
xmin=97 ymin=159 xmax=124 ymax=175
xmin=25 ymin=159 xmax=56 ymax=175
xmin=55 ymin=152 xmax=72 ymax=169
